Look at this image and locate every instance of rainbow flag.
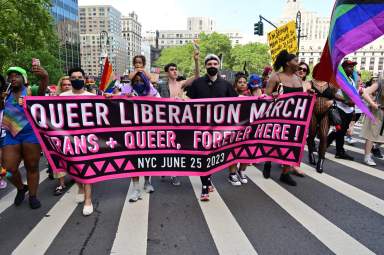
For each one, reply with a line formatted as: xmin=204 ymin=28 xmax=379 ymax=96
xmin=99 ymin=57 xmax=115 ymax=91
xmin=315 ymin=0 xmax=384 ymax=120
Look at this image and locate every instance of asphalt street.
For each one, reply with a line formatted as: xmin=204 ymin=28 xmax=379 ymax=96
xmin=1 ymin=124 xmax=384 ymax=255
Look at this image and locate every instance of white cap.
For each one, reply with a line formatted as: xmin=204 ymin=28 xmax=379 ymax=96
xmin=204 ymin=54 xmax=221 ymax=65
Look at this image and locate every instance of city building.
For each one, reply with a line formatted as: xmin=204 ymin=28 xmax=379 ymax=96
xmin=141 ymin=41 xmax=152 ymax=72
xmin=79 ymin=5 xmax=128 ymax=78
xmin=144 ymin=17 xmax=244 ymax=50
xmin=50 ymin=0 xmax=81 ymax=74
xmin=280 ymin=0 xmax=384 ymax=75
xmin=121 ymin=12 xmax=142 ymax=70
xmin=187 ymin=17 xmax=216 ymax=32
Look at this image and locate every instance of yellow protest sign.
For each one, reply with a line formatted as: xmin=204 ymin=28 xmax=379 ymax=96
xmin=267 ymin=21 xmax=298 ymax=63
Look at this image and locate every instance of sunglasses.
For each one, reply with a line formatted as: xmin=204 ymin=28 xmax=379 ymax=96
xmin=298 ymin=67 xmax=308 ymax=72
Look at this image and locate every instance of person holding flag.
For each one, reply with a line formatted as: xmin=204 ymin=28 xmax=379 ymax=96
xmin=326 ymin=60 xmax=357 ymax=160
xmin=314 ymin=0 xmax=384 ymax=122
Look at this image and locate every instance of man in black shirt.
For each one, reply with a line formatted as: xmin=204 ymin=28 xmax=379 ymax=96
xmin=187 ymin=54 xmax=238 ymax=201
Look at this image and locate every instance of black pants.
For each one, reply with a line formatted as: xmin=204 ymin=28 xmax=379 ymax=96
xmin=327 ymin=110 xmax=353 ymax=153
xmin=201 ymin=175 xmax=211 ymax=188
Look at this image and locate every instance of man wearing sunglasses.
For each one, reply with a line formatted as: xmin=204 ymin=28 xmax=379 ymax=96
xmin=157 ymin=50 xmax=200 ymax=186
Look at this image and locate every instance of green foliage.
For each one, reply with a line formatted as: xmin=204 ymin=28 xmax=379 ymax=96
xmin=155 ymin=33 xmax=272 ymax=77
xmin=360 ymin=70 xmax=372 ymax=83
xmin=154 ymin=44 xmax=195 ymax=77
xmin=0 ymin=0 xmax=63 ymax=84
xmin=230 ymin=43 xmax=271 ymax=74
xmin=199 ymin=32 xmax=232 ymax=70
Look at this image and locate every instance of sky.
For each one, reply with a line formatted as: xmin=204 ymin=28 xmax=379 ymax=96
xmin=78 ymin=0 xmax=335 ymax=41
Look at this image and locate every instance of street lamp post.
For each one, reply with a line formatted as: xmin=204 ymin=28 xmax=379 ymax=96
xmin=99 ymin=30 xmax=109 ymax=80
xmin=296 ymin=11 xmax=302 ymax=55
xmin=296 ymin=11 xmax=307 ymax=56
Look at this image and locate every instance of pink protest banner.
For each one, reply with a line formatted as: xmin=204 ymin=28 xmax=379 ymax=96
xmin=24 ymin=93 xmax=315 ymax=184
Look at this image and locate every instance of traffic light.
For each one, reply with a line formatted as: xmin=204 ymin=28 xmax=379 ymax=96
xmin=254 ymin=21 xmax=264 ymax=36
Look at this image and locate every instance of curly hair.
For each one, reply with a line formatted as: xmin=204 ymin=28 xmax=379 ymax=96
xmin=273 ymin=50 xmax=297 ymax=71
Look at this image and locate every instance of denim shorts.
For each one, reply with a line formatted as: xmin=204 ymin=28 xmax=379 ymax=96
xmin=3 ymin=127 xmax=39 ymax=146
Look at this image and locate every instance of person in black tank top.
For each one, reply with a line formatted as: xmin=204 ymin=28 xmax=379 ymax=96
xmin=306 ymin=64 xmax=337 ymax=173
xmin=263 ymin=50 xmax=306 ymax=187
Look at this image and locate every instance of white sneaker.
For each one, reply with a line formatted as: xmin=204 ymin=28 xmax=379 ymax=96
xmin=364 ymin=155 xmax=377 ymax=166
xmin=228 ymin=174 xmax=242 ymax=186
xmin=76 ymin=193 xmax=85 ymax=203
xmin=129 ymin=189 xmax=142 ymax=202
xmin=238 ymin=171 xmax=248 ymax=184
xmin=83 ymin=203 xmax=94 ymax=216
xmin=144 ymin=182 xmax=155 ymax=193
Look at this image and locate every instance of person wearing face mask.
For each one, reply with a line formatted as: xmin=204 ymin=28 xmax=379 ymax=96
xmin=1 ymin=65 xmax=48 ymax=209
xmin=60 ymin=67 xmax=95 ymax=216
xmin=117 ymin=72 xmax=160 ymax=202
xmin=186 ymin=54 xmax=238 ymax=201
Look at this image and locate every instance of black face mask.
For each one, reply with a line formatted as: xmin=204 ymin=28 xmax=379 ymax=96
xmin=207 ymin=67 xmax=218 ymax=76
xmin=71 ymin=79 xmax=85 ymax=90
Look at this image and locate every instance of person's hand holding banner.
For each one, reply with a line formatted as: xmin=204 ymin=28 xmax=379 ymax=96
xmin=24 ymin=93 xmax=315 ymax=184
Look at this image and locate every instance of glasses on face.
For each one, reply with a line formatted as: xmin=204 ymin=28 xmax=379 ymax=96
xmin=169 ymin=68 xmax=177 ymax=72
xmin=298 ymin=67 xmax=308 ymax=73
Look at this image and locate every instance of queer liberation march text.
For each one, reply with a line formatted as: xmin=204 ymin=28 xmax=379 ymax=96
xmin=24 ymin=93 xmax=315 ymax=184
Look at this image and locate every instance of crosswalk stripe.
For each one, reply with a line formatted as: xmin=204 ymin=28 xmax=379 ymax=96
xmin=111 ymin=179 xmax=149 ymax=255
xmin=316 ymin=138 xmax=384 ymax=160
xmin=246 ymin=167 xmax=375 ymax=255
xmin=12 ymin=185 xmax=78 ymax=255
xmin=0 ymin=168 xmax=48 ymax=215
xmin=324 ymin=151 xmax=384 ymax=180
xmin=301 ymin=163 xmax=384 ymax=217
xmin=305 ymin=148 xmax=384 ymax=181
xmin=189 ymin=176 xmax=258 ymax=255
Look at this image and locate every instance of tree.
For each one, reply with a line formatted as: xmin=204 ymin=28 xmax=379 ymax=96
xmin=360 ymin=70 xmax=372 ymax=83
xmin=154 ymin=44 xmax=195 ymax=77
xmin=229 ymin=43 xmax=271 ymax=74
xmin=155 ymin=33 xmax=272 ymax=78
xmin=199 ymin=32 xmax=232 ymax=69
xmin=0 ymin=0 xmax=63 ymax=84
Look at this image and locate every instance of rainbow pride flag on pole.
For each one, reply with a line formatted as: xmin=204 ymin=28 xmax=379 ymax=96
xmin=315 ymin=0 xmax=384 ymax=120
xmin=99 ymin=57 xmax=115 ymax=92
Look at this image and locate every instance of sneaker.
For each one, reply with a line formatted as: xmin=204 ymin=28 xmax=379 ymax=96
xmin=345 ymin=136 xmax=356 ymax=145
xmin=372 ymin=147 xmax=383 ymax=159
xmin=170 ymin=177 xmax=181 ymax=186
xmin=83 ymin=203 xmax=94 ymax=216
xmin=144 ymin=182 xmax=155 ymax=193
xmin=29 ymin=196 xmax=41 ymax=209
xmin=129 ymin=189 xmax=142 ymax=202
xmin=228 ymin=174 xmax=242 ymax=186
xmin=54 ymin=185 xmax=66 ymax=196
xmin=364 ymin=155 xmax=377 ymax=166
xmin=335 ymin=152 xmax=354 ymax=160
xmin=238 ymin=171 xmax=248 ymax=184
xmin=14 ymin=185 xmax=28 ymax=206
xmin=200 ymin=186 xmax=209 ymax=201
xmin=280 ymin=173 xmax=297 ymax=186
xmin=0 ymin=179 xmax=7 ymax=189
